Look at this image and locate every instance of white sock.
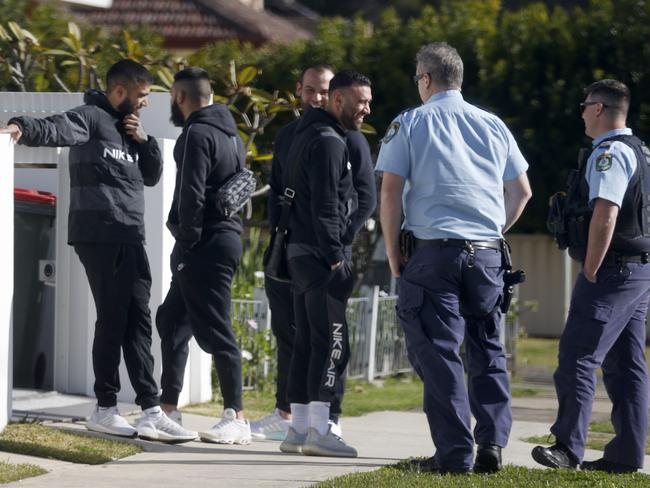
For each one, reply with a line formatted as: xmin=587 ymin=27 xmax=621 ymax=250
xmin=144 ymin=406 xmax=163 ymax=418
xmin=309 ymin=401 xmax=330 ymax=436
xmin=290 ymin=403 xmax=309 ymax=434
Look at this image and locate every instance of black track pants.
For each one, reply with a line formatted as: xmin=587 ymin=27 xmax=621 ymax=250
xmin=156 ymin=230 xmax=243 ymax=410
xmin=265 ymin=276 xmax=347 ymax=421
xmin=287 ymin=255 xmax=353 ymax=406
xmin=74 ymin=243 xmax=159 ymax=410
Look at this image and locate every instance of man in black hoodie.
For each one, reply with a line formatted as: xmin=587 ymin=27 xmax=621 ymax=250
xmin=155 ymin=67 xmax=251 ymax=444
xmin=252 ymin=64 xmax=376 ymax=442
xmin=0 ymin=59 xmax=197 ymax=443
xmin=277 ymin=70 xmax=372 ymax=458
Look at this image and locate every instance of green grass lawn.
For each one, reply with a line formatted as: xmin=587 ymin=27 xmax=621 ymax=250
xmin=0 ymin=424 xmax=142 ymax=465
xmin=517 ymin=337 xmax=561 ymax=370
xmin=0 ymin=461 xmax=45 ymax=484
xmin=516 ymin=336 xmax=650 ymax=372
xmin=315 ymin=463 xmax=650 ymax=487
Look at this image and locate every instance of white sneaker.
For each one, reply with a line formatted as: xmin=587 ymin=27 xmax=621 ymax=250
xmin=86 ymin=406 xmax=137 ymax=438
xmin=200 ymin=408 xmax=252 ymax=445
xmin=137 ymin=412 xmax=198 ymax=444
xmin=329 ymin=420 xmax=342 ymax=437
xmin=250 ymin=409 xmax=291 ymax=440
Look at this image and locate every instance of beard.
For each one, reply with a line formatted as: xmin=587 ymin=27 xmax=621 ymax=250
xmin=340 ymin=105 xmax=362 ymax=131
xmin=117 ymin=98 xmax=135 ymax=115
xmin=170 ymin=100 xmax=185 ymax=127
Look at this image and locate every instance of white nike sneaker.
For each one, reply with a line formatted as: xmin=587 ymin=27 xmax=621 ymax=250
xmin=250 ymin=409 xmax=291 ymax=440
xmin=136 ymin=412 xmax=198 ymax=443
xmin=200 ymin=408 xmax=252 ymax=445
xmin=86 ymin=406 xmax=137 ymax=438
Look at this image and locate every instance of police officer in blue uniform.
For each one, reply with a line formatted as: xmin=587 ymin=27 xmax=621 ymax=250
xmin=533 ymin=80 xmax=650 ymax=473
xmin=377 ymin=42 xmax=531 ymax=473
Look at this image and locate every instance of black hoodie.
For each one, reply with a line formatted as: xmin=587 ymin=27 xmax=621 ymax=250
xmin=284 ymin=108 xmax=354 ymax=266
xmin=10 ymin=90 xmax=162 ymax=244
xmin=166 ymin=103 xmax=245 ymax=248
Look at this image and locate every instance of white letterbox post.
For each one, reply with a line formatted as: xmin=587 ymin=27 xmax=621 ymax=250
xmin=0 ymin=135 xmax=14 ymax=430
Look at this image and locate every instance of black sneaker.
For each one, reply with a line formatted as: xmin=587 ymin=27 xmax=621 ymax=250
xmin=531 ymin=442 xmax=578 ymax=469
xmin=581 ymin=458 xmax=637 ymax=473
xmin=474 ymin=445 xmax=502 ymax=473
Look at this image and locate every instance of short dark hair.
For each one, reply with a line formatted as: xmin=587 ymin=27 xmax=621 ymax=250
xmin=299 ymin=64 xmax=334 ymax=84
xmin=329 ymin=70 xmax=371 ymax=93
xmin=174 ymin=67 xmax=213 ymax=103
xmin=584 ymin=79 xmax=630 ymax=118
xmin=106 ymin=59 xmax=154 ymax=90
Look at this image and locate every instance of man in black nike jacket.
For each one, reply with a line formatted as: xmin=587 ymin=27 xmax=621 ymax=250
xmin=277 ymin=70 xmax=373 ymax=458
xmin=0 ymin=59 xmax=196 ymax=443
xmin=155 ymin=67 xmax=252 ymax=445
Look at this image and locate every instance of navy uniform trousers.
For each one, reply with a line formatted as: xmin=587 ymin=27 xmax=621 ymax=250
xmin=397 ymin=245 xmax=512 ymax=471
xmin=552 ymin=262 xmax=650 ymax=468
xmin=264 ymin=275 xmax=346 ymax=422
xmin=156 ymin=229 xmax=243 ymax=411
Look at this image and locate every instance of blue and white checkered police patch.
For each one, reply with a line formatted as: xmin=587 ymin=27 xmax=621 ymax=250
xmin=382 ymin=122 xmax=400 ymax=143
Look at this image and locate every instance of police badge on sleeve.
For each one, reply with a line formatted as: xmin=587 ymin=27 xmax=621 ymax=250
xmin=382 ymin=122 xmax=400 ymax=143
xmin=596 ymin=152 xmax=613 ymax=172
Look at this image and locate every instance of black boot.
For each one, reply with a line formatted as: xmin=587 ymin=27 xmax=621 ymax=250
xmin=531 ymin=442 xmax=578 ymax=469
xmin=581 ymin=458 xmax=637 ymax=473
xmin=474 ymin=445 xmax=502 ymax=473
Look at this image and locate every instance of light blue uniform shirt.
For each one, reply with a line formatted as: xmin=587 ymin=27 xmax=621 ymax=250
xmin=586 ymin=128 xmax=636 ymax=207
xmin=376 ymin=90 xmax=528 ymax=240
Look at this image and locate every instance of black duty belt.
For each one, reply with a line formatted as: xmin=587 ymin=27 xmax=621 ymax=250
xmin=602 ymin=252 xmax=650 ymax=265
xmin=414 ymin=238 xmax=502 ymax=251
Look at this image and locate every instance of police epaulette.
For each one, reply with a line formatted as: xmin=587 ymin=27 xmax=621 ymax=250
xmin=597 ymin=140 xmax=613 ymax=149
xmin=398 ymin=107 xmax=417 ymax=117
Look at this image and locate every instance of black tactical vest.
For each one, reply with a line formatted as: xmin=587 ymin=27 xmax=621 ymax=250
xmin=547 ymin=134 xmax=650 ymax=261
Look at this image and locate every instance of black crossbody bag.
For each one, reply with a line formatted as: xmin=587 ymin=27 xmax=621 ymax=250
xmin=264 ymin=126 xmax=345 ymax=282
xmin=263 ymin=136 xmax=306 ymax=283
xmin=213 ymin=135 xmax=257 ymax=218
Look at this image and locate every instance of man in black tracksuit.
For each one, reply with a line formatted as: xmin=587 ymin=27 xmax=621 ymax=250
xmin=277 ymin=70 xmax=373 ymax=458
xmin=253 ymin=65 xmax=376 ymax=441
xmin=1 ymin=60 xmax=196 ymax=443
xmin=155 ymin=67 xmax=251 ymax=444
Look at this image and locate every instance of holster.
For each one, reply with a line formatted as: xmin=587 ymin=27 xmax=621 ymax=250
xmin=400 ymin=230 xmax=414 ymax=264
xmin=501 ymin=240 xmax=526 ymax=314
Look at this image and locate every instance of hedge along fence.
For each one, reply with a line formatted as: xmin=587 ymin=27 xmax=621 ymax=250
xmin=3 ymin=0 xmax=650 ymax=231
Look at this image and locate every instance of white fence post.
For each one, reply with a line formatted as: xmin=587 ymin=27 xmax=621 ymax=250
xmin=0 ymin=135 xmax=13 ymax=430
xmin=366 ymin=285 xmax=380 ymax=382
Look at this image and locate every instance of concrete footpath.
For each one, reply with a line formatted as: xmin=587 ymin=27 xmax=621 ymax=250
xmin=2 ymin=394 xmax=650 ymax=487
